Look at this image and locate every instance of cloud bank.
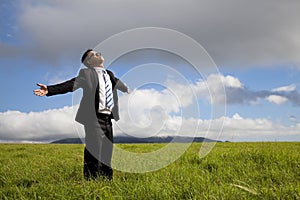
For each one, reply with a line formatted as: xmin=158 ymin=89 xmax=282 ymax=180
xmin=167 ymin=74 xmax=300 ymax=106
xmin=1 ymin=107 xmax=299 ymax=142
xmin=1 ymin=74 xmax=299 ymax=142
xmin=0 ymin=107 xmax=76 ymax=142
xmin=1 ymin=0 xmax=300 ymax=68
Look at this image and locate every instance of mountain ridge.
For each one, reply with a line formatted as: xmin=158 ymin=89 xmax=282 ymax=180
xmin=51 ymin=136 xmax=222 ymax=144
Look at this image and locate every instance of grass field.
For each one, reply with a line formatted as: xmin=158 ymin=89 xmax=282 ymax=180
xmin=0 ymin=142 xmax=299 ymax=199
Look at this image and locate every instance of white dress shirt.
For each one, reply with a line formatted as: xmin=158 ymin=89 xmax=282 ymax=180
xmin=94 ymin=67 xmax=113 ymax=115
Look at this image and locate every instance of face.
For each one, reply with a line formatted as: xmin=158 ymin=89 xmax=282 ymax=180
xmin=86 ymin=51 xmax=104 ymax=67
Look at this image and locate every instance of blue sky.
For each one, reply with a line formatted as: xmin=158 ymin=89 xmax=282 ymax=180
xmin=1 ymin=0 xmax=300 ymax=142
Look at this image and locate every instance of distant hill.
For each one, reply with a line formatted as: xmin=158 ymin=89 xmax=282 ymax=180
xmin=51 ymin=138 xmax=84 ymax=144
xmin=51 ymin=136 xmax=221 ymax=144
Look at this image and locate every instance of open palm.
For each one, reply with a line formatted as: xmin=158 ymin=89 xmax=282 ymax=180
xmin=33 ymin=83 xmax=48 ymax=96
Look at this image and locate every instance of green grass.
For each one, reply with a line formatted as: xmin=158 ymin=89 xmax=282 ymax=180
xmin=0 ymin=142 xmax=299 ymax=199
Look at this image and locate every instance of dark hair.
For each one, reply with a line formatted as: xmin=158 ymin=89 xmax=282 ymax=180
xmin=81 ymin=49 xmax=93 ymax=63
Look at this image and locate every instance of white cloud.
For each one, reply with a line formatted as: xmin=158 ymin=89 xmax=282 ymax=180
xmin=266 ymin=95 xmax=288 ymax=105
xmin=196 ymin=74 xmax=300 ymax=106
xmin=217 ymin=74 xmax=244 ymax=89
xmin=0 ymin=106 xmax=77 ymax=142
xmin=221 ymin=114 xmax=300 ymax=141
xmin=193 ymin=74 xmax=243 ymax=104
xmin=272 ymin=84 xmax=296 ymax=92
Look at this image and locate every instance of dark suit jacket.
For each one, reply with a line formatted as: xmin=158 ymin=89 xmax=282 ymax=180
xmin=46 ymin=68 xmax=128 ymax=125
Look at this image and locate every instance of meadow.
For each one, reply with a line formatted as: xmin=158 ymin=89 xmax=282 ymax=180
xmin=0 ymin=142 xmax=299 ymax=199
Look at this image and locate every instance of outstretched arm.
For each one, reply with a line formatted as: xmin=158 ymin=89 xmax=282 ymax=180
xmin=107 ymin=70 xmax=130 ymax=93
xmin=33 ymin=77 xmax=77 ymax=97
xmin=115 ymin=78 xmax=130 ymax=94
xmin=46 ymin=77 xmax=76 ymax=96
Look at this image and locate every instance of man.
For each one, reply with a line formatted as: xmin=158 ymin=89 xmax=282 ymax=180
xmin=34 ymin=49 xmax=130 ymax=180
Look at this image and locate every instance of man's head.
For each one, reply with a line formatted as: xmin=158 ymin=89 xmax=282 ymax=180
xmin=81 ymin=49 xmax=104 ymax=67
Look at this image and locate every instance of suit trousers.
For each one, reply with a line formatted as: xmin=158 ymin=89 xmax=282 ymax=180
xmin=83 ymin=114 xmax=113 ymax=180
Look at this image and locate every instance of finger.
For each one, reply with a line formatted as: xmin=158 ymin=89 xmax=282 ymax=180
xmin=33 ymin=90 xmax=43 ymax=95
xmin=36 ymin=83 xmax=46 ymax=88
xmin=35 ymin=92 xmax=44 ymax=96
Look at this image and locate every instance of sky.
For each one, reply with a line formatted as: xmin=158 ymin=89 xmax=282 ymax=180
xmin=0 ymin=0 xmax=300 ymax=142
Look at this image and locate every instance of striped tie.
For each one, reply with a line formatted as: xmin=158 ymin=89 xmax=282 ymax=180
xmin=103 ymin=70 xmax=114 ymax=109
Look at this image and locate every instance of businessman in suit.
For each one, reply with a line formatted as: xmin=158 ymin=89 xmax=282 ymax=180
xmin=34 ymin=49 xmax=129 ymax=180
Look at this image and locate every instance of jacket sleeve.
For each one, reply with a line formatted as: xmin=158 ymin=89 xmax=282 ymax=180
xmin=46 ymin=78 xmax=76 ymax=96
xmin=115 ymin=77 xmax=129 ymax=92
xmin=46 ymin=69 xmax=86 ymax=96
xmin=107 ymin=70 xmax=128 ymax=93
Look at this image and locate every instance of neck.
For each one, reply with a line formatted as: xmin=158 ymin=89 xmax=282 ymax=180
xmin=92 ymin=64 xmax=104 ymax=68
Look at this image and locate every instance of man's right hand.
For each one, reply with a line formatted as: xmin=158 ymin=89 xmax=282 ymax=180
xmin=34 ymin=83 xmax=48 ymax=96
